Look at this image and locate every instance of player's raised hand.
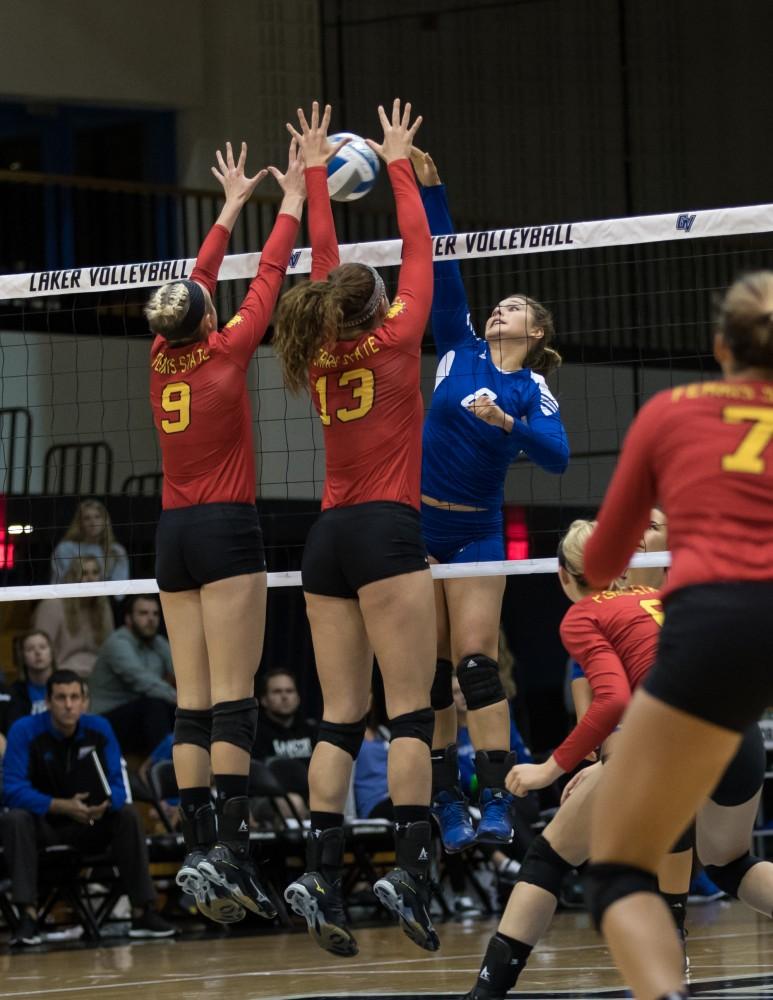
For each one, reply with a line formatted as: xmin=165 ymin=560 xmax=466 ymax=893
xmin=267 ymin=137 xmax=306 ymax=198
xmin=410 ymin=146 xmax=441 ymax=187
xmin=211 ymin=141 xmax=267 ymax=204
xmin=287 ymin=102 xmax=350 ymax=169
xmin=367 ymin=99 xmax=422 ymax=165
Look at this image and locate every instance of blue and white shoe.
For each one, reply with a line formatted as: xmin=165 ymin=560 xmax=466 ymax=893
xmin=431 ymin=788 xmax=477 ymax=853
xmin=476 ymin=787 xmax=516 ymax=845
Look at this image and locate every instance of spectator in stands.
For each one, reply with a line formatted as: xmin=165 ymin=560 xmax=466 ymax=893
xmin=354 ymin=700 xmax=392 ymax=820
xmin=50 ymin=499 xmax=129 ymax=584
xmin=89 ymin=595 xmax=175 ymax=756
xmin=0 ymin=679 xmax=12 ymax=758
xmin=0 ymin=668 xmax=175 ymax=945
xmin=254 ymin=668 xmax=316 ymax=763
xmin=33 ymin=557 xmax=114 ymax=678
xmin=7 ymin=630 xmax=56 ymax=724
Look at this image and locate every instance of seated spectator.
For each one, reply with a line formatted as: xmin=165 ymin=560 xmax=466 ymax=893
xmin=354 ymin=699 xmax=392 ymax=820
xmin=89 ymin=595 xmax=175 ymax=756
xmin=0 ymin=679 xmax=11 ymax=759
xmin=254 ymin=668 xmax=316 ymax=763
xmin=51 ymin=499 xmax=129 ymax=584
xmin=32 ymin=557 xmax=114 ymax=678
xmin=0 ymin=668 xmax=175 ymax=945
xmin=7 ymin=630 xmax=56 ymax=724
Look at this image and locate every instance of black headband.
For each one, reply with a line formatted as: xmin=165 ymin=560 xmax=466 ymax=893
xmin=342 ymin=265 xmax=386 ymax=329
xmin=166 ymin=280 xmax=206 ymax=340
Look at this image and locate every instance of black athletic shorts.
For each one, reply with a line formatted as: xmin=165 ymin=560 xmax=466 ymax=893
xmin=302 ymin=501 xmax=429 ymax=598
xmin=644 ymin=581 xmax=773 ymax=733
xmin=710 ymin=722 xmax=765 ymax=807
xmin=155 ymin=502 xmax=265 ymax=592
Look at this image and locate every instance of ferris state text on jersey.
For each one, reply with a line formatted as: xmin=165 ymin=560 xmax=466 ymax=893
xmin=313 ymin=298 xmax=406 ymax=371
xmin=152 ymin=344 xmax=212 ymax=377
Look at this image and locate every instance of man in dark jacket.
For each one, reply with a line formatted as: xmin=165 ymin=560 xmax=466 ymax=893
xmin=0 ymin=669 xmax=175 ymax=945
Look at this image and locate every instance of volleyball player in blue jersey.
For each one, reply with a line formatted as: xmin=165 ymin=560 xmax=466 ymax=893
xmin=411 ymin=150 xmax=569 ymax=850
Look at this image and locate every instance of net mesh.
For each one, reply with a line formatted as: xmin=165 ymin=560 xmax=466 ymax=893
xmin=0 ymin=200 xmax=771 ymax=597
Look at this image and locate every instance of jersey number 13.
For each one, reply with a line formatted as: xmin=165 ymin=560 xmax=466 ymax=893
xmin=315 ymin=368 xmax=375 ymax=425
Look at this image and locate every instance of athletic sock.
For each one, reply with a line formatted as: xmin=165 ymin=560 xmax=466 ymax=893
xmin=662 ymin=891 xmax=687 ymax=934
xmin=179 ymin=786 xmax=211 ymax=822
xmin=309 ymin=811 xmax=344 ymax=835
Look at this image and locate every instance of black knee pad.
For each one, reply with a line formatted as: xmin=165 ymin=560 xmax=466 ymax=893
xmin=210 ymin=698 xmax=258 ymax=754
xmin=317 ymin=716 xmax=367 ymax=759
xmin=705 ymin=853 xmax=761 ymax=899
xmin=518 ymin=834 xmax=574 ymax=900
xmin=430 ymin=658 xmax=454 ymax=710
xmin=389 ymin=707 xmax=434 ymax=749
xmin=669 ymin=822 xmax=695 ymax=855
xmin=174 ymin=707 xmax=213 ymax=751
xmin=456 ymin=653 xmax=505 ymax=710
xmin=583 ymin=862 xmax=659 ymax=932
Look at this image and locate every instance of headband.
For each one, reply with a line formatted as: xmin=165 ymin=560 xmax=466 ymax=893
xmin=557 ymin=537 xmax=589 ymax=589
xmin=341 ymin=265 xmax=386 ymax=329
xmin=166 ymin=280 xmax=206 ymax=340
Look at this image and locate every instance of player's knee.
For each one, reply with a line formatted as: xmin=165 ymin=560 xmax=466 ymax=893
xmin=174 ymin=706 xmax=213 ymax=751
xmin=430 ymin=658 xmax=454 ymax=710
xmin=704 ymin=853 xmax=761 ymax=899
xmin=456 ymin=653 xmax=505 ymax=710
xmin=518 ymin=834 xmax=574 ymax=900
xmin=210 ymin=698 xmax=258 ymax=753
xmin=583 ymin=862 xmax=659 ymax=931
xmin=317 ymin=716 xmax=367 ymax=759
xmin=389 ymin=707 xmax=434 ymax=749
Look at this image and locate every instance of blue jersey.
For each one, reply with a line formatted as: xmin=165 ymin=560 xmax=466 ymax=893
xmin=420 ymin=184 xmax=569 ymax=509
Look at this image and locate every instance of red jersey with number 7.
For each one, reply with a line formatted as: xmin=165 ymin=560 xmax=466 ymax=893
xmin=149 ymin=213 xmax=299 ymax=509
xmin=305 ymin=160 xmax=433 ymax=510
xmin=585 ymin=380 xmax=773 ymax=596
xmin=555 ymin=586 xmax=661 ymax=772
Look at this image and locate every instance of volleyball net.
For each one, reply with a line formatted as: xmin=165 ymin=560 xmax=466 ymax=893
xmin=0 ymin=197 xmax=772 ymax=599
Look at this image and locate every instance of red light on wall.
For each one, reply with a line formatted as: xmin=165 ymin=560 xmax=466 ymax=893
xmin=0 ymin=529 xmax=14 ymax=570
xmin=504 ymin=505 xmax=529 ymax=561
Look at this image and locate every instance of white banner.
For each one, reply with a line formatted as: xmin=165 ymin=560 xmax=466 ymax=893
xmin=2 ymin=202 xmax=773 ymax=300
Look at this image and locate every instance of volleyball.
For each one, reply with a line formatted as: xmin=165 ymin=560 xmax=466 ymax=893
xmin=327 ymin=133 xmax=380 ymax=202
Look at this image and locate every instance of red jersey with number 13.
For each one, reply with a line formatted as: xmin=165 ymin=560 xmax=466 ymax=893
xmin=585 ymin=380 xmax=773 ymax=596
xmin=150 ymin=214 xmax=299 ymax=509
xmin=305 ymin=161 xmax=432 ymax=510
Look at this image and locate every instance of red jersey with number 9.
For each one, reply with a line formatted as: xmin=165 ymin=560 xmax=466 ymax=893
xmin=150 ymin=214 xmax=299 ymax=509
xmin=585 ymin=380 xmax=773 ymax=596
xmin=305 ymin=161 xmax=432 ymax=510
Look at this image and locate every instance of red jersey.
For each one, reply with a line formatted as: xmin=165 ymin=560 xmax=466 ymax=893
xmin=555 ymin=586 xmax=661 ymax=772
xmin=150 ymin=214 xmax=299 ymax=509
xmin=305 ymin=161 xmax=432 ymax=510
xmin=585 ymin=380 xmax=773 ymax=595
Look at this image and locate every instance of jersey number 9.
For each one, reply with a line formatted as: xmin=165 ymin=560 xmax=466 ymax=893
xmin=161 ymin=381 xmax=191 ymax=434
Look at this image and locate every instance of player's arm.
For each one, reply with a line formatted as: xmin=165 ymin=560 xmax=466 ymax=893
xmin=410 ymin=148 xmax=475 ymax=354
xmin=191 ymin=141 xmax=269 ymax=296
xmin=221 ymin=139 xmax=306 ymax=368
xmin=367 ymin=102 xmax=432 ymax=351
xmin=287 ymin=102 xmax=349 ymax=280
xmin=584 ymin=394 xmax=662 ymax=588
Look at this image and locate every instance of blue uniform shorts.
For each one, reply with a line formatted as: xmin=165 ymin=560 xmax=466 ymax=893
xmin=420 ymin=502 xmax=504 ymax=564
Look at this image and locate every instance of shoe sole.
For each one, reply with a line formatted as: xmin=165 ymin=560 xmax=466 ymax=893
xmin=474 ymin=828 xmax=515 ymax=846
xmin=198 ymin=860 xmax=277 ymax=920
xmin=128 ymin=928 xmax=177 ymax=938
xmin=372 ymin=879 xmax=440 ymax=952
xmin=177 ymin=865 xmax=246 ymax=924
xmin=284 ymin=883 xmax=358 ymax=957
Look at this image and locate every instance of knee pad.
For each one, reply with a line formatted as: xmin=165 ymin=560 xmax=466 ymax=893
xmin=317 ymin=716 xmax=367 ymax=759
xmin=210 ymin=698 xmax=258 ymax=754
xmin=705 ymin=853 xmax=761 ymax=899
xmin=456 ymin=653 xmax=505 ymax=711
xmin=518 ymin=834 xmax=574 ymax=901
xmin=669 ymin=822 xmax=695 ymax=855
xmin=174 ymin=707 xmax=213 ymax=751
xmin=389 ymin=707 xmax=434 ymax=749
xmin=430 ymin=658 xmax=454 ymax=710
xmin=583 ymin=862 xmax=659 ymax=932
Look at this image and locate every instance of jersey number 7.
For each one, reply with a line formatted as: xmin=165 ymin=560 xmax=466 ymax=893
xmin=721 ymin=405 xmax=773 ymax=474
xmin=315 ymin=368 xmax=375 ymax=425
